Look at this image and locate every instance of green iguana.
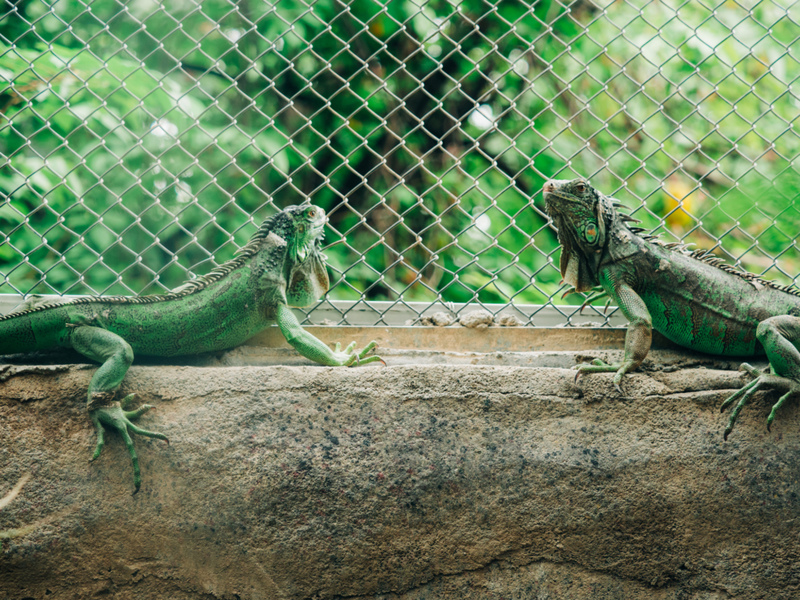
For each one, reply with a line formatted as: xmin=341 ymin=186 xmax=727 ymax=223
xmin=0 ymin=204 xmax=383 ymax=492
xmin=544 ymin=178 xmax=800 ymax=439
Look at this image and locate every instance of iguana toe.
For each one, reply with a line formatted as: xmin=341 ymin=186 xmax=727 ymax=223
xmin=351 ymin=355 xmax=385 ymax=366
xmin=723 ymin=425 xmax=733 ymax=442
xmin=124 ymin=403 xmax=154 ymax=420
xmin=766 ymin=386 xmax=800 ymax=432
xmin=739 ymin=363 xmax=762 ymax=379
xmin=720 ymin=373 xmax=800 ymax=438
xmin=329 ymin=340 xmax=383 ymax=367
xmin=349 ymin=341 xmax=383 ymax=367
xmin=120 ymin=393 xmax=136 ymax=409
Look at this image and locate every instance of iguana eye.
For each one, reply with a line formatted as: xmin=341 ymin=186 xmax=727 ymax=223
xmin=307 ymin=208 xmax=316 ymax=218
xmin=575 ymin=182 xmax=586 ymax=194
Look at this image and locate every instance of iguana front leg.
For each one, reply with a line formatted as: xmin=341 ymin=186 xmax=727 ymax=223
xmin=276 ymin=303 xmax=384 ymax=366
xmin=70 ymin=326 xmax=168 ymax=493
xmin=575 ymin=281 xmax=652 ymax=393
xmin=721 ymin=315 xmax=800 ymax=438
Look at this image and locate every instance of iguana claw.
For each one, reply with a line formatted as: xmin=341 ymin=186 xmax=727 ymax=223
xmin=720 ymin=365 xmax=800 ymax=439
xmin=89 ymin=394 xmax=168 ymax=494
xmin=330 ymin=340 xmax=384 ymax=367
xmin=573 ymin=358 xmax=631 ymax=395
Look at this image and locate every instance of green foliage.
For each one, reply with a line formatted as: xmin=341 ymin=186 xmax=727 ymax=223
xmin=1 ymin=0 xmax=799 ymax=310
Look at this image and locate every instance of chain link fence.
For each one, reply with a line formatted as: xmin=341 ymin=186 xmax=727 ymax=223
xmin=1 ymin=0 xmax=799 ymax=326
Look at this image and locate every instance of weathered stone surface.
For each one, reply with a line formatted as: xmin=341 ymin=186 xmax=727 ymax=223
xmin=1 ymin=354 xmax=800 ymax=599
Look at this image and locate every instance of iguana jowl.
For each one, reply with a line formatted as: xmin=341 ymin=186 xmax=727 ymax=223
xmin=0 ymin=204 xmax=383 ymax=492
xmin=544 ymin=178 xmax=800 ymax=438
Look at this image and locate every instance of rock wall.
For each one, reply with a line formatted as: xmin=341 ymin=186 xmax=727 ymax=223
xmin=1 ymin=357 xmax=799 ymax=599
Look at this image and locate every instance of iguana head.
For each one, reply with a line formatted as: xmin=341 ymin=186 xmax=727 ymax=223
xmin=280 ymin=203 xmax=327 ymax=263
xmin=543 ymin=178 xmax=614 ymax=292
xmin=280 ymin=203 xmax=330 ymax=307
xmin=246 ymin=203 xmax=330 ymax=307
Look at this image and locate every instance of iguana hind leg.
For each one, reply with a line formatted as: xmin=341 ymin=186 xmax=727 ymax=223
xmin=70 ymin=326 xmax=168 ymax=493
xmin=721 ymin=316 xmax=800 ymax=438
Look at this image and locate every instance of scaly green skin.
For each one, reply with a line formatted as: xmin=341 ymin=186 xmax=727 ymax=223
xmin=0 ymin=204 xmax=383 ymax=493
xmin=544 ymin=178 xmax=800 ymax=439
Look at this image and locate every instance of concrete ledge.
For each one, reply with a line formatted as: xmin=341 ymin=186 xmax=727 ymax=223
xmin=245 ymin=325 xmax=685 ymax=354
xmin=1 ymin=355 xmax=799 ymax=599
xmin=248 ymin=325 xmax=632 ymax=353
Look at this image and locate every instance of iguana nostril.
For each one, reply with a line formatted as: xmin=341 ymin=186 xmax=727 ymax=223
xmin=543 ymin=181 xmax=556 ymax=193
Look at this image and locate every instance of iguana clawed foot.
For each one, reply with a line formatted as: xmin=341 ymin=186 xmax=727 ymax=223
xmin=720 ymin=363 xmax=800 ymax=440
xmin=574 ymin=358 xmax=633 ymax=394
xmin=332 ymin=340 xmax=385 ymax=367
xmin=89 ymin=393 xmax=169 ymax=494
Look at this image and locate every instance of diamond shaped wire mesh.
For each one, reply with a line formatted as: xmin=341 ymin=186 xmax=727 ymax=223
xmin=1 ymin=0 xmax=799 ymax=326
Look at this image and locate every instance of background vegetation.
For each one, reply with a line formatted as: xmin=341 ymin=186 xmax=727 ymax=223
xmin=1 ymin=0 xmax=799 ymax=321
